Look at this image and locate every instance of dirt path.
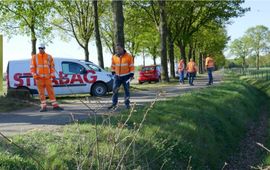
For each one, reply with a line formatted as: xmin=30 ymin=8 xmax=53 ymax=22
xmin=0 ymin=72 xmax=223 ymax=136
xmin=224 ymin=102 xmax=269 ymax=170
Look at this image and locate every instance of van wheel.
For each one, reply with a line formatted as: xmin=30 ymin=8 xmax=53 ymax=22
xmin=91 ymin=82 xmax=107 ymax=96
xmin=139 ymin=81 xmax=143 ymax=84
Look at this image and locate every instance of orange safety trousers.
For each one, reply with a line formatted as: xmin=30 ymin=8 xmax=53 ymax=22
xmin=36 ymin=78 xmax=59 ymax=109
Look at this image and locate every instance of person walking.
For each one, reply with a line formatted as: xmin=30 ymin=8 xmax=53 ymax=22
xmin=108 ymin=44 xmax=135 ymax=110
xmin=30 ymin=44 xmax=63 ymax=112
xmin=178 ymin=58 xmax=185 ymax=84
xmin=205 ymin=55 xmax=215 ymax=85
xmin=186 ymin=58 xmax=197 ymax=86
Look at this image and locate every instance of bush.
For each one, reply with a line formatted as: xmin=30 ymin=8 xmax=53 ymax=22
xmin=0 ymin=152 xmax=36 ymax=169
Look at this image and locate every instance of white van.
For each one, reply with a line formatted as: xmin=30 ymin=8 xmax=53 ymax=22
xmin=6 ymin=58 xmax=113 ymax=96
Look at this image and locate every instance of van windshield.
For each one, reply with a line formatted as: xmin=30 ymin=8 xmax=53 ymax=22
xmin=86 ymin=63 xmax=102 ymax=72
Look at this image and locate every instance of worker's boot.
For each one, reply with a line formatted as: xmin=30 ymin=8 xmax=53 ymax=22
xmin=39 ymin=107 xmax=47 ymax=112
xmin=108 ymin=104 xmax=117 ymax=110
xmin=53 ymin=106 xmax=64 ymax=111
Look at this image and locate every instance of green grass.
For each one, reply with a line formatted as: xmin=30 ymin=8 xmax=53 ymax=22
xmin=246 ymin=79 xmax=270 ymax=167
xmin=0 ymin=78 xmax=267 ymax=169
xmin=0 ymin=80 xmax=6 ymax=96
xmin=130 ymin=81 xmax=179 ymax=91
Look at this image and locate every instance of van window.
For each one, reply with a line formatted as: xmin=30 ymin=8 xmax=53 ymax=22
xmin=62 ymin=62 xmax=86 ymax=74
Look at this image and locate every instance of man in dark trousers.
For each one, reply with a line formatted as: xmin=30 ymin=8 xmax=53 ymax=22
xmin=108 ymin=44 xmax=134 ymax=109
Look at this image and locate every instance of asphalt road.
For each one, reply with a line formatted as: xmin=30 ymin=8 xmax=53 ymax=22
xmin=0 ymin=71 xmax=223 ymax=136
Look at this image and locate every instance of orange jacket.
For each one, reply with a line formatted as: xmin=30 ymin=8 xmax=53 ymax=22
xmin=178 ymin=59 xmax=185 ymax=72
xmin=111 ymin=52 xmax=134 ymax=76
xmin=186 ymin=61 xmax=197 ymax=73
xmin=30 ymin=53 xmax=55 ymax=79
xmin=205 ymin=57 xmax=214 ymax=68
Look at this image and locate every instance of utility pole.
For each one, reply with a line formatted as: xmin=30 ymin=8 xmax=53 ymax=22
xmin=0 ymin=35 xmax=3 ymax=93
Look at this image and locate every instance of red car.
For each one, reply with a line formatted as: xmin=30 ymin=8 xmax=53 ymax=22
xmin=138 ymin=65 xmax=161 ymax=84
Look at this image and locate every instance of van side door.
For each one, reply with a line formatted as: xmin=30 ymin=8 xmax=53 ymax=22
xmin=53 ymin=61 xmax=90 ymax=95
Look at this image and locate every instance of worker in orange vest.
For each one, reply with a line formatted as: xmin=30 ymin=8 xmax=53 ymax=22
xmin=108 ymin=44 xmax=135 ymax=110
xmin=178 ymin=58 xmax=185 ymax=84
xmin=30 ymin=44 xmax=63 ymax=112
xmin=186 ymin=58 xmax=197 ymax=86
xmin=205 ymin=55 xmax=215 ymax=85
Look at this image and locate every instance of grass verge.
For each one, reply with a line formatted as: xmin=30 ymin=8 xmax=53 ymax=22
xmin=0 ymin=78 xmax=266 ymax=169
xmin=246 ymin=79 xmax=270 ymax=167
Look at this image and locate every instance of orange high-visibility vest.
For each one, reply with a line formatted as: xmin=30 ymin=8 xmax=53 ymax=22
xmin=178 ymin=59 xmax=185 ymax=72
xmin=111 ymin=52 xmax=134 ymax=76
xmin=186 ymin=61 xmax=197 ymax=73
xmin=205 ymin=57 xmax=214 ymax=68
xmin=30 ymin=53 xmax=55 ymax=79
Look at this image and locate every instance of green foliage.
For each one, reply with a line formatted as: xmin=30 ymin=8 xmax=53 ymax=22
xmin=125 ymin=1 xmax=160 ymax=61
xmin=100 ymin=0 xmax=114 ymax=55
xmin=0 ymin=152 xmax=36 ymax=169
xmin=245 ymin=25 xmax=270 ymax=56
xmin=52 ymin=0 xmax=97 ymax=60
xmin=0 ymin=0 xmax=54 ymax=41
xmin=230 ymin=35 xmax=250 ymax=67
xmin=194 ymin=23 xmax=228 ymax=67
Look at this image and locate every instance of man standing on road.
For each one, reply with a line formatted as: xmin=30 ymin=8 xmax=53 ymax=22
xmin=205 ymin=55 xmax=215 ymax=85
xmin=108 ymin=44 xmax=134 ymax=110
xmin=30 ymin=44 xmax=63 ymax=112
xmin=178 ymin=58 xmax=185 ymax=85
xmin=186 ymin=58 xmax=197 ymax=86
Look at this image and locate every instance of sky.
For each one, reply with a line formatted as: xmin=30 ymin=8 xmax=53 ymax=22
xmin=226 ymin=0 xmax=270 ymax=42
xmin=1 ymin=0 xmax=270 ymax=72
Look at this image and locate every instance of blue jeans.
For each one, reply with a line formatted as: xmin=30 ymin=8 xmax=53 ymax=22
xmin=112 ymin=75 xmax=130 ymax=107
xmin=207 ymin=67 xmax=214 ymax=84
xmin=179 ymin=71 xmax=184 ymax=83
xmin=188 ymin=72 xmax=195 ymax=85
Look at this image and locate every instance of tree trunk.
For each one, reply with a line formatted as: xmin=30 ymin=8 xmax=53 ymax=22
xmin=188 ymin=44 xmax=192 ymax=62
xmin=143 ymin=48 xmax=145 ymax=66
xmin=192 ymin=47 xmax=196 ymax=61
xmin=256 ymin=53 xmax=260 ymax=70
xmin=93 ymin=0 xmax=104 ymax=68
xmin=84 ymin=42 xmax=89 ymax=61
xmin=168 ymin=30 xmax=175 ymax=78
xmin=158 ymin=0 xmax=169 ymax=82
xmin=153 ymin=55 xmax=156 ymax=65
xmin=199 ymin=52 xmax=203 ymax=74
xmin=31 ymin=38 xmax=37 ymax=55
xmin=31 ymin=27 xmax=36 ymax=55
xmin=112 ymin=0 xmax=125 ymax=48
xmin=112 ymin=41 xmax=115 ymax=55
xmin=179 ymin=41 xmax=186 ymax=66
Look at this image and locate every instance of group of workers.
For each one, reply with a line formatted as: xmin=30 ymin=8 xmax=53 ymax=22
xmin=30 ymin=43 xmax=214 ymax=112
xmin=178 ymin=56 xmax=215 ymax=86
